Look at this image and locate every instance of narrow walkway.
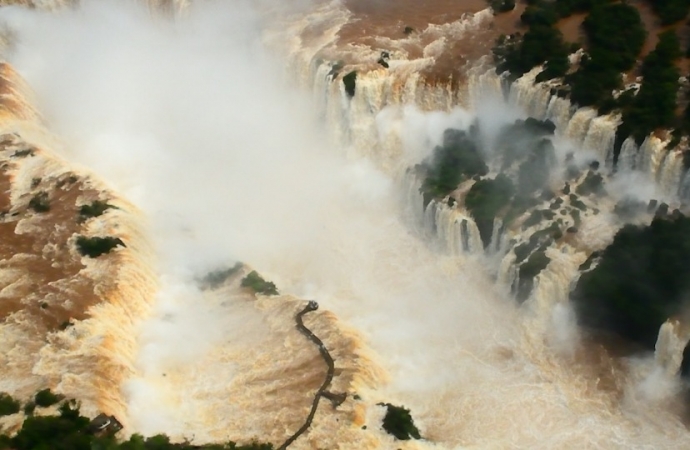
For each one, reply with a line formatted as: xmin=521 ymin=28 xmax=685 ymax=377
xmin=278 ymin=301 xmax=344 ymax=449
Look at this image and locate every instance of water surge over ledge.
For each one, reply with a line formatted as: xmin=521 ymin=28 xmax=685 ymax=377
xmin=0 ymin=61 xmax=157 ymax=430
xmin=1 ymin=0 xmax=690 ymax=449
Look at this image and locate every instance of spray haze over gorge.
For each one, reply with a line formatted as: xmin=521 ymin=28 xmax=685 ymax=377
xmin=0 ymin=0 xmax=690 ymax=448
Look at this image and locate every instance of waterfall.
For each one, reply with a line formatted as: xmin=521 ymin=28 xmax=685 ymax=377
xmin=1 ymin=0 xmax=689 ymax=446
xmin=618 ymin=137 xmax=640 ymax=172
xmin=431 ymin=200 xmax=483 ymax=256
xmin=658 ymin=150 xmax=685 ymax=197
xmin=564 ymin=108 xmax=597 ymax=145
xmin=508 ymin=68 xmax=554 ymax=120
xmin=654 ymin=319 xmax=690 ymax=376
xmin=581 ymin=114 xmax=618 ymax=165
xmin=0 ymin=66 xmax=157 ymax=424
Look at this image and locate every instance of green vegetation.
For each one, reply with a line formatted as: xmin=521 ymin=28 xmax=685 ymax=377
xmin=615 ymin=31 xmax=681 ymax=156
xmin=342 ymin=71 xmax=357 ymax=98
xmin=79 ymin=200 xmax=115 ymax=222
xmin=201 ymin=263 xmax=243 ymax=289
xmin=28 ymin=191 xmax=50 ymax=213
xmin=646 ymin=0 xmax=690 ymax=25
xmin=34 ymin=389 xmax=61 ymax=407
xmin=23 ymin=401 xmax=35 ymax=416
xmin=241 ymin=271 xmax=279 ymax=296
xmin=379 ymin=403 xmax=421 ymax=440
xmin=522 ymin=209 xmax=555 ymax=229
xmin=572 ymin=215 xmax=690 ymax=348
xmin=493 ymin=21 xmax=570 ymax=82
xmin=491 ymin=0 xmax=629 ymax=82
xmin=76 ymin=236 xmax=125 ymax=258
xmin=490 ymin=0 xmax=515 ymax=13
xmin=567 ymin=2 xmax=646 ymax=109
xmin=420 ymin=119 xmax=559 ymax=249
xmin=466 ymin=175 xmax=514 ymax=248
xmin=0 ymin=398 xmax=273 ymax=450
xmin=0 ymin=393 xmax=20 ymax=416
xmin=497 ymin=3 xmax=683 ymax=163
xmin=420 ymin=129 xmax=488 ymax=202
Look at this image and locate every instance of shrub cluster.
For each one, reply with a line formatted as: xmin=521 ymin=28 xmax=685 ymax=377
xmin=0 ymin=392 xmax=20 ymax=416
xmin=378 ymin=403 xmax=421 ymax=440
xmin=79 ymin=200 xmax=115 ymax=222
xmin=422 ymin=119 xmax=558 ymax=249
xmin=493 ymin=19 xmax=570 ymax=82
xmin=420 ymin=128 xmax=487 ymax=202
xmin=76 ymin=236 xmax=125 ymax=258
xmin=28 ymin=191 xmax=50 ymax=213
xmin=34 ymin=389 xmax=61 ymax=408
xmin=241 ymin=271 xmax=279 ymax=296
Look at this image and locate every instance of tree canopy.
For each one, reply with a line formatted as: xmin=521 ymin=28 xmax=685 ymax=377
xmin=572 ymin=214 xmax=690 ymax=348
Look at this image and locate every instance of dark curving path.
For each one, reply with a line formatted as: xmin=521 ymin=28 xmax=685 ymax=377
xmin=278 ymin=300 xmax=345 ymax=450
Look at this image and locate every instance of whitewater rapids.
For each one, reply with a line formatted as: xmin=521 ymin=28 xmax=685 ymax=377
xmin=0 ymin=0 xmax=689 ymax=449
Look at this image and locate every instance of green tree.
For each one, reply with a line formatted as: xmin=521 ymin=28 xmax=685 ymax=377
xmin=0 ymin=393 xmax=20 ymax=416
xmin=573 ymin=215 xmax=690 ymax=347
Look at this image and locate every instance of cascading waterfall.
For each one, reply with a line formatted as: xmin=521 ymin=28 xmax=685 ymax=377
xmin=0 ymin=65 xmax=158 ymax=428
xmin=3 ymin=0 xmax=690 ymax=448
xmin=272 ymin=0 xmax=690 ymax=387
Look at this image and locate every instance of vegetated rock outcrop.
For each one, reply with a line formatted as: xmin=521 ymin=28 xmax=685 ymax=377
xmin=420 ymin=116 xmax=690 ymax=355
xmin=0 ymin=391 xmax=273 ymax=450
xmin=572 ymin=213 xmax=690 ymax=349
xmin=419 ymin=117 xmax=565 ymax=297
xmin=486 ymin=1 xmax=690 ymax=362
xmin=378 ymin=403 xmax=421 ymax=441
